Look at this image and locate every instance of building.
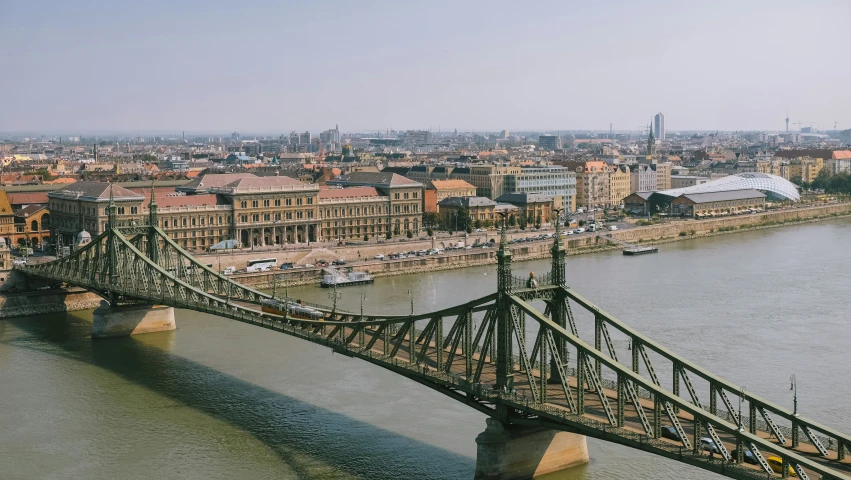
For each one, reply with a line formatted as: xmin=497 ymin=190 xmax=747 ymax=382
xmin=630 ymin=164 xmax=657 ymax=193
xmin=573 ymin=161 xmax=611 ymax=209
xmin=623 ymin=191 xmax=653 ymax=216
xmin=825 ymin=151 xmax=851 ymax=174
xmin=670 ymin=190 xmax=766 ymax=218
xmin=609 ymin=165 xmax=631 ymax=206
xmin=654 ymin=162 xmax=673 ymax=190
xmin=12 ymin=205 xmax=50 ymax=248
xmin=403 ymin=130 xmax=431 ymax=145
xmin=208 ymin=176 xmax=320 ymax=247
xmin=318 ymin=187 xmax=392 ymax=241
xmin=425 ymin=179 xmax=477 ymax=213
xmin=538 ymin=135 xmax=562 ymax=151
xmin=495 ymin=192 xmax=554 ymax=226
xmin=670 ymin=176 xmax=710 ymax=189
xmin=654 ymin=112 xmax=665 ymax=141
xmin=654 ymin=172 xmax=800 ymax=203
xmin=437 ymin=196 xmax=497 ymax=230
xmin=503 ymin=166 xmax=575 ymax=211
xmin=0 ymin=192 xmax=16 ymax=240
xmin=327 ymin=172 xmax=423 ymax=235
xmin=49 ymin=182 xmax=146 ymax=246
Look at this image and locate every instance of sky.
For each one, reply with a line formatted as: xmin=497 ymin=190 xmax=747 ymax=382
xmin=2 ymin=0 xmax=849 ymax=134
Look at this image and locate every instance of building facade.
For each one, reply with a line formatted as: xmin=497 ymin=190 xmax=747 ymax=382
xmin=504 ymin=166 xmax=576 ymax=211
xmin=327 ymin=172 xmax=423 ymax=235
xmin=425 ymin=179 xmax=477 ymax=212
xmin=654 ymin=112 xmax=665 ymax=141
xmin=573 ymin=161 xmax=611 ymax=209
xmin=609 ymin=165 xmax=631 ymax=206
xmin=654 ymin=162 xmax=673 ymax=190
xmin=630 ymin=164 xmax=657 ymax=193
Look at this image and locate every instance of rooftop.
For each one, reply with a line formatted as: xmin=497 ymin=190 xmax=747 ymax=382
xmin=48 ymin=182 xmax=144 ymax=202
xmin=676 ymin=189 xmax=765 ymax=204
xmin=328 ymin=172 xmax=422 ymax=188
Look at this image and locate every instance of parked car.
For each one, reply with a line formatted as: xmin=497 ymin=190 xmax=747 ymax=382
xmin=474 ymin=228 xmax=487 ymax=232
xmin=608 ymin=225 xmax=618 ymax=231
xmin=417 ymin=249 xmax=427 ymax=256
xmin=660 ymin=425 xmax=680 ymax=441
xmin=730 ymin=449 xmax=758 ymax=465
xmin=574 ymin=228 xmax=585 ymax=234
xmin=332 ymin=259 xmax=346 ymax=265
xmin=374 ymin=254 xmax=385 ymax=260
xmin=316 ymin=260 xmax=328 ymax=267
xmin=699 ymin=437 xmax=721 ymax=455
xmin=222 ymin=266 xmax=236 ymax=275
xmin=303 ymin=264 xmax=314 ymax=268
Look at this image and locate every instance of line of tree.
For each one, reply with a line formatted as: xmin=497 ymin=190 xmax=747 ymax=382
xmin=793 ymin=170 xmax=851 ymax=195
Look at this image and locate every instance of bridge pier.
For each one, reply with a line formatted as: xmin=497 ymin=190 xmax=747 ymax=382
xmin=92 ymin=301 xmax=176 ymax=338
xmin=475 ymin=418 xmax=588 ymax=479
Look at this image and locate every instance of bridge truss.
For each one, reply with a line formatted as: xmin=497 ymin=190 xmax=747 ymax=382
xmin=18 ymin=190 xmax=851 ymax=480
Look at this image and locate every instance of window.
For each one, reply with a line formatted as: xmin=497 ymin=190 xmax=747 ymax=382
xmin=240 ymin=201 xmax=247 ymax=208
xmin=241 ymin=215 xmax=248 ymax=222
xmin=286 ymin=212 xmax=292 ymax=219
xmin=307 ymin=197 xmax=313 ymax=205
xmin=297 ymin=211 xmax=303 ymax=219
xmin=264 ymin=213 xmax=270 ymax=221
xmin=274 ymin=199 xmax=281 ymax=207
xmin=117 ymin=207 xmax=125 ymax=214
xmin=404 ymin=192 xmax=409 ymax=199
xmin=286 ymin=198 xmax=292 ymax=206
xmin=191 ymin=218 xmax=196 ymax=226
xmin=413 ymin=192 xmax=418 ymax=199
xmin=252 ymin=214 xmax=259 ymax=222
xmin=394 ymin=193 xmax=400 ymax=200
xmin=252 ymin=200 xmax=259 ymax=208
xmin=172 ymin=218 xmax=178 ymax=227
xmin=130 ymin=206 xmax=138 ymax=214
xmin=182 ymin=218 xmax=188 ymax=227
xmin=296 ymin=197 xmax=303 ymax=206
xmin=263 ymin=199 xmax=270 ymax=207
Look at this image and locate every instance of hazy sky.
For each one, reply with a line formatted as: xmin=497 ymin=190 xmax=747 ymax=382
xmin=2 ymin=0 xmax=849 ymax=134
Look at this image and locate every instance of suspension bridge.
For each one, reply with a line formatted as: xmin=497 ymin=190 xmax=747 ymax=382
xmin=15 ymin=189 xmax=851 ymax=479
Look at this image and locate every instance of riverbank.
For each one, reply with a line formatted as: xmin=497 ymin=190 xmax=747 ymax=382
xmin=0 ymin=287 xmax=102 ymax=318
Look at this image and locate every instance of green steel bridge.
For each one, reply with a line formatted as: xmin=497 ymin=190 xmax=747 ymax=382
xmin=17 ymin=191 xmax=851 ymax=480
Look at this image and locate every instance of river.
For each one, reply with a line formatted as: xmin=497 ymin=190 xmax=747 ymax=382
xmin=2 ymin=219 xmax=850 ymax=480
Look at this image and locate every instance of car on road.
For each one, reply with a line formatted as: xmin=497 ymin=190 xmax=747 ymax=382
xmin=574 ymin=228 xmax=585 ymax=234
xmin=660 ymin=425 xmax=680 ymax=441
xmin=699 ymin=437 xmax=721 ymax=455
xmin=316 ymin=260 xmax=328 ymax=267
xmin=303 ymin=264 xmax=314 ymax=268
xmin=730 ymin=449 xmax=758 ymax=465
xmin=331 ymin=259 xmax=346 ymax=265
xmin=374 ymin=254 xmax=385 ymax=260
xmin=222 ymin=266 xmax=236 ymax=275
xmin=474 ymin=228 xmax=487 ymax=232
xmin=767 ymin=456 xmax=796 ymax=475
xmin=417 ymin=249 xmax=427 ymax=256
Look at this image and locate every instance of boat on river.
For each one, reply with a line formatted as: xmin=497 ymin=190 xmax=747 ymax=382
xmin=320 ymin=268 xmax=374 ymax=288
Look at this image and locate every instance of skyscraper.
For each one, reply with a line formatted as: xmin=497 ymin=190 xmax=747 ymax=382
xmin=654 ymin=113 xmax=665 ymax=140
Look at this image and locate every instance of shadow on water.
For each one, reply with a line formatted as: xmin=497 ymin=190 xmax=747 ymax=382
xmin=4 ymin=312 xmax=476 ymax=480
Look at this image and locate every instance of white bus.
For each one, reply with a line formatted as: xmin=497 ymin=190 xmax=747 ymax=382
xmin=246 ymin=258 xmax=277 ymax=273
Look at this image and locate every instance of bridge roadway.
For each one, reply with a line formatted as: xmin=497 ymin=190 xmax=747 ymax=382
xmin=221 ymin=289 xmax=851 ymax=480
xmin=16 ymin=197 xmax=851 ymax=480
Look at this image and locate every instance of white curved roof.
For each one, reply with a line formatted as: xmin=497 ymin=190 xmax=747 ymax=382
xmin=657 ymin=173 xmax=800 ymax=202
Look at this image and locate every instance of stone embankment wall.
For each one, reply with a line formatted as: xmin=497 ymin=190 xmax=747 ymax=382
xmin=0 ymin=288 xmax=102 ymax=318
xmin=609 ymin=202 xmax=851 ymax=244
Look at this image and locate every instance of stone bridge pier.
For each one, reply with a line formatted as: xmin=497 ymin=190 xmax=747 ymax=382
xmin=475 ymin=418 xmax=589 ymax=479
xmin=92 ymin=301 xmax=176 ymax=338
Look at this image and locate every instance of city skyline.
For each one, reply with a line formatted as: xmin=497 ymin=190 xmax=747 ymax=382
xmin=2 ymin=0 xmax=850 ymax=133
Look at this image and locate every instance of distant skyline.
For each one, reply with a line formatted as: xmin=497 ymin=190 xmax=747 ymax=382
xmin=2 ymin=0 xmax=849 ymax=133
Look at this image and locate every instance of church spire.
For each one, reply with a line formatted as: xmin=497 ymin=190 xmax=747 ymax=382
xmin=648 ymin=120 xmax=655 ymax=157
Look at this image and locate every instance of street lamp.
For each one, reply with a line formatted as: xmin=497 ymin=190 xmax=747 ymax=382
xmin=790 ymin=374 xmax=798 ymax=416
xmin=738 ymin=386 xmax=746 ymax=431
xmin=408 ymin=285 xmax=414 ymax=315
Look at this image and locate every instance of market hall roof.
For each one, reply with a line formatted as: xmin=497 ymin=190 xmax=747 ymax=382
xmin=673 ymin=189 xmax=765 ymax=204
xmin=654 ymin=173 xmax=800 ymax=202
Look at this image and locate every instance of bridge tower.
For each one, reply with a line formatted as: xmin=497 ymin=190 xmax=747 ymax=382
xmin=548 ymin=209 xmax=568 ymax=383
xmin=495 ymin=213 xmax=514 ymax=399
xmin=147 ymin=183 xmax=159 ymax=263
xmin=91 ymin=185 xmax=176 ymax=338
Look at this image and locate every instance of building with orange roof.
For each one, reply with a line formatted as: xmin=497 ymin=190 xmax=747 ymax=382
xmin=425 ymin=179 xmax=476 ymax=212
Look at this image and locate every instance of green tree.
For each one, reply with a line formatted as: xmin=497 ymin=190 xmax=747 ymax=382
xmin=363 ymin=234 xmax=369 ymax=241
xmin=426 ymin=228 xmax=433 ymax=237
xmin=473 ymin=219 xmax=482 ymax=229
xmin=406 ymin=230 xmax=413 ymax=238
xmin=508 ymin=214 xmax=516 ymax=227
xmin=393 ymin=225 xmax=401 ymax=236
xmin=790 ymin=175 xmax=803 ymax=186
xmin=386 ymin=230 xmax=392 ymax=240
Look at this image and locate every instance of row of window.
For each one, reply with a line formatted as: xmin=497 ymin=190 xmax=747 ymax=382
xmin=238 ymin=210 xmax=313 ymax=223
xmin=238 ymin=197 xmax=313 ymax=209
xmin=392 ymin=191 xmax=419 ymax=200
xmin=161 ymin=215 xmax=232 ymax=228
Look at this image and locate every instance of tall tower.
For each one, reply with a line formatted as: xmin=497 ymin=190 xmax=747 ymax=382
xmin=786 ymin=111 xmax=790 ymax=133
xmin=654 ymin=112 xmax=665 ymax=140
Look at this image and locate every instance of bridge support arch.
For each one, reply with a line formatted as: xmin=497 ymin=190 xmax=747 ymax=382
xmin=475 ymin=418 xmax=588 ymax=479
xmin=92 ymin=301 xmax=176 ymax=338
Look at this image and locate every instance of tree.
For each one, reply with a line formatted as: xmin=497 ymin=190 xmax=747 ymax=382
xmin=386 ymin=230 xmax=392 ymax=240
xmin=473 ymin=219 xmax=482 ymax=229
xmin=406 ymin=230 xmax=413 ymax=238
xmin=535 ymin=213 xmax=542 ymax=229
xmin=426 ymin=228 xmax=433 ymax=237
xmin=466 ymin=225 xmax=473 ymax=234
xmin=790 ymin=176 xmax=803 ymax=187
xmin=363 ymin=234 xmax=369 ymax=241
xmin=425 ymin=212 xmax=443 ymax=230
xmin=393 ymin=225 xmax=401 ymax=236
xmin=508 ymin=214 xmax=516 ymax=227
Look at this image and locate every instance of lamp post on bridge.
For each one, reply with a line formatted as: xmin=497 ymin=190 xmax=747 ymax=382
xmin=738 ymin=386 xmax=746 ymax=431
xmin=790 ymin=374 xmax=798 ymax=416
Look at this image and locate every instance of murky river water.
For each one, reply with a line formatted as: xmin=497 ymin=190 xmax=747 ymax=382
xmin=2 ymin=219 xmax=850 ymax=480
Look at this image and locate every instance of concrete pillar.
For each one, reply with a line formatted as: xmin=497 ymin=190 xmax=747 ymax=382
xmin=475 ymin=418 xmax=588 ymax=480
xmin=92 ymin=301 xmax=176 ymax=338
